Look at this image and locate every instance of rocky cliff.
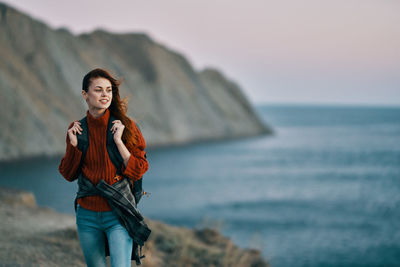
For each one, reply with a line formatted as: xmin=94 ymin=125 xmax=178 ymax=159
xmin=0 ymin=2 xmax=272 ymax=161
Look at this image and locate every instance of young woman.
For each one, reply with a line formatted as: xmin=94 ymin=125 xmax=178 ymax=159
xmin=58 ymin=68 xmax=149 ymax=267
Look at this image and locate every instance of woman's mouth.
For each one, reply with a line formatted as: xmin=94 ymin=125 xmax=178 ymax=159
xmin=100 ymin=99 xmax=109 ymax=104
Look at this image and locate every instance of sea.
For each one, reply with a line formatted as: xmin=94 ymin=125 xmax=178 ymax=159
xmin=1 ymin=104 xmax=399 ymax=267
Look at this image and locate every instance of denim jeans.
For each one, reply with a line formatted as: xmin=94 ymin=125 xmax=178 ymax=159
xmin=75 ymin=203 xmax=133 ymax=267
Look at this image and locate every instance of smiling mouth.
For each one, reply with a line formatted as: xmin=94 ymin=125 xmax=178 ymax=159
xmin=100 ymin=99 xmax=109 ymax=104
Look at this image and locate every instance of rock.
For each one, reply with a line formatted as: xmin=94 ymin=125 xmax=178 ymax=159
xmin=0 ymin=2 xmax=273 ymax=162
xmin=0 ymin=186 xmax=37 ymax=207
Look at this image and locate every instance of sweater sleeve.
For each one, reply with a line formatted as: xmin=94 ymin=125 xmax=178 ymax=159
xmin=121 ymin=120 xmax=149 ymax=182
xmin=58 ymin=122 xmax=83 ymax=182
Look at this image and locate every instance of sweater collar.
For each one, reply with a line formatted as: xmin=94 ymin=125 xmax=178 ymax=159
xmin=86 ymin=108 xmax=110 ymax=128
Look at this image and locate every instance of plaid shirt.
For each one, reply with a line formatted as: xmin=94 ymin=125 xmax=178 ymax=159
xmin=74 ymin=173 xmax=151 ymax=264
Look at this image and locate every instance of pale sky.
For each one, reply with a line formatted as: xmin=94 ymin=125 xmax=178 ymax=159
xmin=2 ymin=0 xmax=399 ymax=106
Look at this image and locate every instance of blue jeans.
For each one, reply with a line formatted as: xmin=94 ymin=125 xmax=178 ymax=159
xmin=75 ymin=204 xmax=133 ymax=267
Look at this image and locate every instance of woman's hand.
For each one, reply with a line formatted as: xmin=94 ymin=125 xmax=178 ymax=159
xmin=111 ymin=120 xmax=125 ymax=144
xmin=67 ymin=121 xmax=82 ymax=147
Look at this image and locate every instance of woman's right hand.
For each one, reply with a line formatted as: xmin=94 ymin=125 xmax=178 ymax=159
xmin=67 ymin=121 xmax=83 ymax=147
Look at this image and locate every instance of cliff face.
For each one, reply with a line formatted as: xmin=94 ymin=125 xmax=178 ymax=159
xmin=0 ymin=2 xmax=272 ymax=161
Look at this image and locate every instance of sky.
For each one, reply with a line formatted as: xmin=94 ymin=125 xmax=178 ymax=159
xmin=2 ymin=0 xmax=399 ymax=106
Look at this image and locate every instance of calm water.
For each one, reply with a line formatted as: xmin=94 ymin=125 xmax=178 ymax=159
xmin=1 ymin=104 xmax=400 ymax=267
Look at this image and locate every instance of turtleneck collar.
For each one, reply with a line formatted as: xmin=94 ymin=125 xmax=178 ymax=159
xmin=86 ymin=108 xmax=110 ymax=128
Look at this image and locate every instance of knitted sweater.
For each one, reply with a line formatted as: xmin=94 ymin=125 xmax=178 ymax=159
xmin=58 ymin=108 xmax=149 ymax=211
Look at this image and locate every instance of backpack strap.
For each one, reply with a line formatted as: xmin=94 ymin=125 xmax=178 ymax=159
xmin=106 ymin=114 xmax=124 ymax=175
xmin=107 ymin=116 xmax=146 ymax=204
xmin=76 ymin=116 xmax=89 ymax=173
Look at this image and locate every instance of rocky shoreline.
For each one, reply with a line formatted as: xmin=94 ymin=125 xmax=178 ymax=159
xmin=0 ymin=186 xmax=269 ymax=267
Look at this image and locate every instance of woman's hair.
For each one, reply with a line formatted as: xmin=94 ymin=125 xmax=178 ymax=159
xmin=82 ymin=68 xmax=138 ymax=147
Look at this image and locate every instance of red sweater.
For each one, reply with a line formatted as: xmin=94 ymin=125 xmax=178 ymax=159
xmin=58 ymin=108 xmax=149 ymax=211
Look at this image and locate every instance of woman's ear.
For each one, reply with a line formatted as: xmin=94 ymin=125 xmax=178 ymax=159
xmin=82 ymin=90 xmax=88 ymax=102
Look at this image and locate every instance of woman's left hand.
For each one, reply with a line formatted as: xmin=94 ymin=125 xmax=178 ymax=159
xmin=111 ymin=120 xmax=125 ymax=143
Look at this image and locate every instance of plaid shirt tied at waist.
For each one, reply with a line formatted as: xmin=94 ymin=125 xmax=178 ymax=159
xmin=74 ymin=173 xmax=151 ymax=264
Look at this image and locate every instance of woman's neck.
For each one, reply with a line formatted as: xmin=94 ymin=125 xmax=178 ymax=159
xmin=88 ymin=107 xmax=107 ymax=118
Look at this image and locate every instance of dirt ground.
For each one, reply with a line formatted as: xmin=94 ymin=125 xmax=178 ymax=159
xmin=0 ymin=186 xmax=268 ymax=267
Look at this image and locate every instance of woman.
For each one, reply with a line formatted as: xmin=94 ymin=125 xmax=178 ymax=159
xmin=58 ymin=68 xmax=149 ymax=267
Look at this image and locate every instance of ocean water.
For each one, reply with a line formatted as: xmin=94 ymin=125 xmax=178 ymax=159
xmin=1 ymin=104 xmax=399 ymax=267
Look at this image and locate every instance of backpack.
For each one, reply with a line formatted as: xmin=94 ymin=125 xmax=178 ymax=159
xmin=75 ymin=113 xmax=147 ymax=205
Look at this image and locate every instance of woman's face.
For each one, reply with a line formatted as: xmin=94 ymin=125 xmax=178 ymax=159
xmin=83 ymin=77 xmax=113 ymax=110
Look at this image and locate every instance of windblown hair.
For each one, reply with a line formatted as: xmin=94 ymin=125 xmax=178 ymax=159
xmin=82 ymin=68 xmax=138 ymax=147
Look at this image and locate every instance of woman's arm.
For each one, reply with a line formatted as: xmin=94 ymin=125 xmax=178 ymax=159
xmin=58 ymin=122 xmax=83 ymax=182
xmin=116 ymin=120 xmax=149 ymax=181
xmin=115 ymin=140 xmax=131 ymax=168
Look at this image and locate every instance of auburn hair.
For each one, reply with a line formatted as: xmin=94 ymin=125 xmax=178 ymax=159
xmin=82 ymin=68 xmax=138 ymax=147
